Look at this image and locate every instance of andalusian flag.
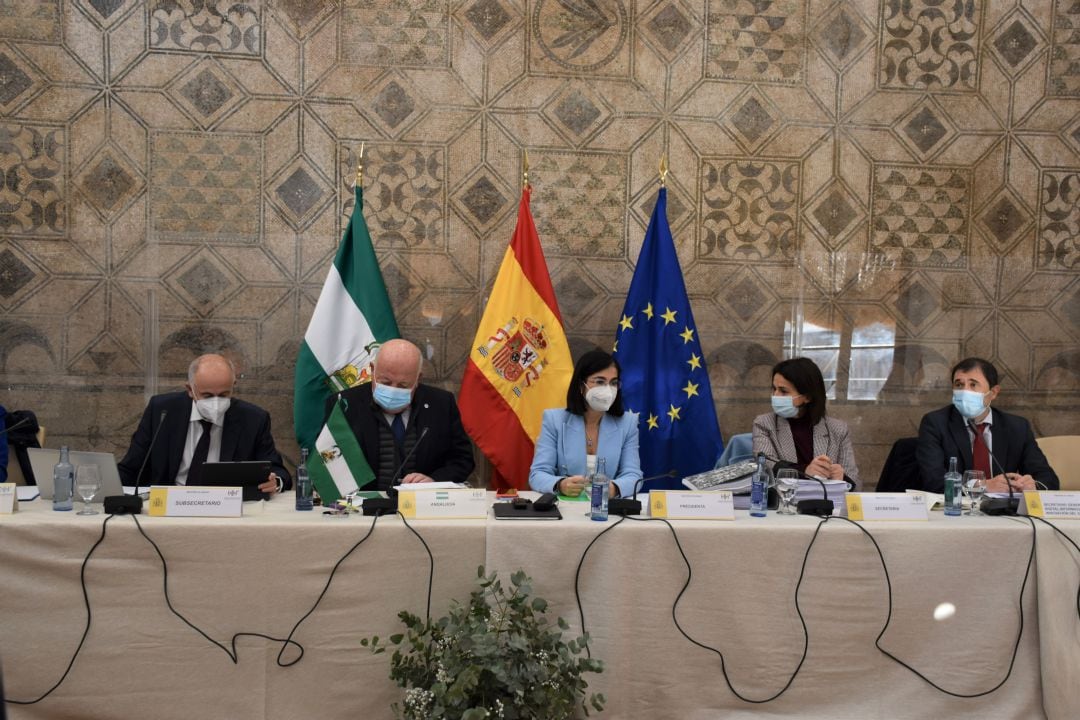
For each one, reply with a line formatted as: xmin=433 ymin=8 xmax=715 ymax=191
xmin=294 ymin=183 xmax=400 ymax=468
xmin=307 ymin=398 xmax=374 ymax=502
xmin=459 ymin=185 xmax=572 ymax=491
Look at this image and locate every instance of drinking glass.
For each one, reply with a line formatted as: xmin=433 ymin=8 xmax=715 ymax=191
xmin=963 ymin=470 xmax=986 ymax=517
xmin=75 ymin=465 xmax=102 ymax=516
xmin=775 ymin=469 xmax=800 ymax=515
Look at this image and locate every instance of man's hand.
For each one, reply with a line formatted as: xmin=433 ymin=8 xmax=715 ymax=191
xmin=258 ymin=473 xmax=281 ymax=495
xmin=400 ymin=472 xmax=435 ymax=484
xmin=987 ymin=473 xmax=1035 ymax=493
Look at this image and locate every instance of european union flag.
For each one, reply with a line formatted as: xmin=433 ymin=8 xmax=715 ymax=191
xmin=613 ymin=187 xmax=723 ymax=490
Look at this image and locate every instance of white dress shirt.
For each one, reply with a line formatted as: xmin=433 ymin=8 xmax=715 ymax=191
xmin=176 ymin=403 xmax=223 ymax=485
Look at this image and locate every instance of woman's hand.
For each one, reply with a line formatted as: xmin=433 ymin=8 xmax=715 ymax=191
xmin=558 ymin=475 xmax=588 ymax=497
xmin=805 ymin=455 xmax=833 ymax=479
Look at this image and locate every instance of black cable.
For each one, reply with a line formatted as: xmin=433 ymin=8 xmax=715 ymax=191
xmin=396 ymin=511 xmax=435 ymax=619
xmin=573 ymin=513 xmax=821 ymax=703
xmin=1029 ymin=515 xmax=1080 ymax=622
xmin=825 ymin=514 xmax=1036 ymax=698
xmin=572 ymin=515 xmax=627 ymax=659
xmin=6 ymin=515 xmax=116 ymax=705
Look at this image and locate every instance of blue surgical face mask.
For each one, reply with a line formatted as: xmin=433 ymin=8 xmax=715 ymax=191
xmin=771 ymin=395 xmax=801 ymax=419
xmin=373 ymin=382 xmax=413 ymax=412
xmin=952 ymin=389 xmax=988 ymax=419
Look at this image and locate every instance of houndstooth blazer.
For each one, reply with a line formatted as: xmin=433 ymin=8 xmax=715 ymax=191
xmin=751 ymin=412 xmax=861 ymax=490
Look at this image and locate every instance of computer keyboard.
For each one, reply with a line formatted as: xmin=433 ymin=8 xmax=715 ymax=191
xmin=681 ymin=461 xmax=759 ymax=491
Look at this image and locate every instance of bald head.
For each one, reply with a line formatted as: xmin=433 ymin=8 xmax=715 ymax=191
xmin=186 ymin=354 xmax=236 ymax=399
xmin=372 ymin=339 xmax=422 ymax=388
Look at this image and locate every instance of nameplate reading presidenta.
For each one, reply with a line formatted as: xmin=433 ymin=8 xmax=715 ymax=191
xmin=846 ymin=492 xmax=929 ymax=521
xmin=397 ymin=488 xmax=487 ymax=519
xmin=0 ymin=483 xmax=16 ymax=514
xmin=148 ymin=486 xmax=243 ymax=517
xmin=650 ymin=490 xmax=735 ymax=520
xmin=1022 ymin=491 xmax=1080 ymax=519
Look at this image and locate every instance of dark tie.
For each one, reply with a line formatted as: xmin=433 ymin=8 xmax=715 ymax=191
xmin=391 ymin=413 xmax=405 ymax=447
xmin=972 ymin=423 xmax=992 ymax=477
xmin=187 ymin=419 xmax=213 ymax=484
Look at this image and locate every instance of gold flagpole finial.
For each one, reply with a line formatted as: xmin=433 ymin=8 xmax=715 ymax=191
xmin=659 ymin=155 xmax=668 ymax=188
xmin=522 ymin=148 xmax=530 ymax=190
xmin=355 ymin=142 xmax=365 ymax=188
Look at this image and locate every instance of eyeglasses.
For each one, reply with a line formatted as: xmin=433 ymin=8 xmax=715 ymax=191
xmin=585 ymin=377 xmax=619 ymax=388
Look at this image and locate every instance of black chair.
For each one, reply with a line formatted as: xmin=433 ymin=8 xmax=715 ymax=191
xmin=877 ymin=437 xmax=921 ymax=492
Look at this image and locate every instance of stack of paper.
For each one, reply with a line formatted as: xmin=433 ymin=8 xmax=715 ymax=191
xmin=794 ymin=479 xmax=848 ymax=506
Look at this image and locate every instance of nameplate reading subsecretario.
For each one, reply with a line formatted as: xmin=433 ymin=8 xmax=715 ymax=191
xmin=650 ymin=490 xmax=735 ymax=520
xmin=1022 ymin=491 xmax=1080 ymax=519
xmin=846 ymin=493 xmax=929 ymax=521
xmin=148 ymin=486 xmax=243 ymax=517
xmin=396 ymin=488 xmax=488 ymax=519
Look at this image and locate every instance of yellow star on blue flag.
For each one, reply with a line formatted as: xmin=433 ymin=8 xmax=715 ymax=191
xmin=613 ymin=187 xmax=723 ymax=490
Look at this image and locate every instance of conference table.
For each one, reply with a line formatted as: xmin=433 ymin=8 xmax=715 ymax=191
xmin=1 ymin=494 xmax=1077 ymax=719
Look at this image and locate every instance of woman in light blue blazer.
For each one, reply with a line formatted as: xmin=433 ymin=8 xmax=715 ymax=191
xmin=529 ymin=350 xmax=642 ymax=498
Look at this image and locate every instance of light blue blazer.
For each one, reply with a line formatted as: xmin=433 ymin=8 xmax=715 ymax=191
xmin=529 ymin=409 xmax=642 ymax=498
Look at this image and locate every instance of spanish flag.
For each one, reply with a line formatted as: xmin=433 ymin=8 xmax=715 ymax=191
xmin=459 ymin=186 xmax=572 ymax=491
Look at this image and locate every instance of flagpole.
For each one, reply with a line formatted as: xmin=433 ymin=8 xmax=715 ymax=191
xmin=522 ymin=148 xmax=530 ymax=190
xmin=659 ymin=154 xmax=668 ymax=188
xmin=355 ymin=141 xmax=365 ymax=189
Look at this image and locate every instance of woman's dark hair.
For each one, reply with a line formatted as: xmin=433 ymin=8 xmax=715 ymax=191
xmin=566 ymin=349 xmax=624 ymax=417
xmin=772 ymin=357 xmax=827 ymax=425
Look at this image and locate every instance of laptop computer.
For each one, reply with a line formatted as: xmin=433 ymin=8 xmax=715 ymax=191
xmin=27 ymin=448 xmax=126 ymax=501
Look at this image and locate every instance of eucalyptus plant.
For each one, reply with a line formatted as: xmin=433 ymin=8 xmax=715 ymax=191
xmin=362 ymin=566 xmax=605 ymax=720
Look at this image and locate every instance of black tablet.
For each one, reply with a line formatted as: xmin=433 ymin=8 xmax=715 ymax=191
xmin=197 ymin=461 xmax=271 ymax=501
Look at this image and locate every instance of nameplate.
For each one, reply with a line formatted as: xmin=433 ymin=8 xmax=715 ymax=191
xmin=148 ymin=486 xmax=243 ymax=517
xmin=650 ymin=490 xmax=735 ymax=520
xmin=846 ymin=493 xmax=929 ymax=521
xmin=0 ymin=483 xmax=16 ymax=514
xmin=397 ymin=488 xmax=488 ymax=519
xmin=1022 ymin=491 xmax=1080 ymax=519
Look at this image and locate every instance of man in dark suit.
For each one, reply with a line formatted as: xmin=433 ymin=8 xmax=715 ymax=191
xmin=332 ymin=339 xmax=474 ymax=490
xmin=118 ymin=354 xmax=291 ymax=494
xmin=916 ymin=357 xmax=1057 ymax=493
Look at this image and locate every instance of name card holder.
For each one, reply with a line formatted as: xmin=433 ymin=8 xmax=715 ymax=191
xmin=846 ymin=493 xmax=929 ymax=521
xmin=148 ymin=486 xmax=243 ymax=517
xmin=1022 ymin=491 xmax=1080 ymax=519
xmin=397 ymin=488 xmax=488 ymax=519
xmin=649 ymin=490 xmax=735 ymax=520
xmin=0 ymin=483 xmax=16 ymax=514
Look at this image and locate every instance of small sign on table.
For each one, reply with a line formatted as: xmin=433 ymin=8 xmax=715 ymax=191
xmin=1022 ymin=491 xmax=1080 ymax=519
xmin=649 ymin=490 xmax=735 ymax=520
xmin=148 ymin=486 xmax=243 ymax=517
xmin=846 ymin=493 xmax=929 ymax=521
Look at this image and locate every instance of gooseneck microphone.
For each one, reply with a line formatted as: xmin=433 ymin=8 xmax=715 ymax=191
xmin=967 ymin=419 xmax=1019 ymax=516
xmin=609 ymin=470 xmax=677 ymax=516
xmin=0 ymin=415 xmax=31 ymax=436
xmin=363 ymin=426 xmax=430 ymax=516
xmin=105 ymin=410 xmax=167 ymax=515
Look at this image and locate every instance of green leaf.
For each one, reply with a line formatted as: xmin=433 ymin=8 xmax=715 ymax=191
xmin=389 ymin=633 xmax=404 ymax=644
xmin=531 ymin=597 xmax=547 ymax=612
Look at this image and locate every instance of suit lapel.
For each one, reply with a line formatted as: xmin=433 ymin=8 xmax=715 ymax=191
xmin=598 ymin=415 xmax=619 ymax=474
xmin=989 ymin=408 xmax=1009 ymax=474
xmin=167 ymin=397 xmax=192 ymax=483
xmin=220 ymin=406 xmax=240 ymax=461
xmin=776 ymin=417 xmax=796 ymax=462
xmin=947 ymin=408 xmax=973 ymax=469
xmin=812 ymin=419 xmax=829 ymax=458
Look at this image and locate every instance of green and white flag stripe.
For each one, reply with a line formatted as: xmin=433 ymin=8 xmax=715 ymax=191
xmin=308 ymin=399 xmax=374 ymax=502
xmin=294 ymin=185 xmax=400 ymax=451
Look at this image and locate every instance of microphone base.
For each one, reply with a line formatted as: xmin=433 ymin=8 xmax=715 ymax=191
xmin=981 ymin=496 xmax=1020 ymax=516
xmin=104 ymin=494 xmax=143 ymax=515
xmin=609 ymin=498 xmax=641 ymax=516
xmin=797 ymin=499 xmax=834 ymax=516
xmin=362 ymin=497 xmax=398 ymax=516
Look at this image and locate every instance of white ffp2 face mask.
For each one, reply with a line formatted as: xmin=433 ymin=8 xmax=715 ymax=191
xmin=195 ymin=396 xmax=231 ymax=425
xmin=585 ymin=385 xmax=617 ymax=413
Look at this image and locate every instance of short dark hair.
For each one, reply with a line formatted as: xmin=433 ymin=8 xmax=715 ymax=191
xmin=771 ymin=357 xmax=827 ymax=425
xmin=951 ymin=357 xmax=999 ymax=388
xmin=566 ymin=349 xmax=624 ymax=417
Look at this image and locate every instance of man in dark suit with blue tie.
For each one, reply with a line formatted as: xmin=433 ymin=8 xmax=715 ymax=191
xmin=118 ymin=354 xmax=291 ymax=494
xmin=916 ymin=357 xmax=1057 ymax=494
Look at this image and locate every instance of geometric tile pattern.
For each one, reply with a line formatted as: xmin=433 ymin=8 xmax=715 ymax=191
xmin=149 ymin=0 xmax=261 ymax=55
xmin=0 ymin=0 xmax=61 ymax=41
xmin=532 ymin=152 xmax=627 ymax=257
xmin=150 ymin=132 xmax=261 ymax=242
xmin=342 ymin=1 xmax=450 ymax=66
xmin=870 ymin=165 xmax=970 ymax=267
xmin=1049 ymin=0 xmax=1080 ymax=95
xmin=3 ymin=1 xmax=1079 ymax=487
xmin=0 ymin=123 xmax=65 ymax=237
xmin=700 ymin=158 xmax=800 ymax=261
xmin=706 ymin=0 xmax=806 ymax=83
xmin=878 ymin=0 xmax=981 ymax=90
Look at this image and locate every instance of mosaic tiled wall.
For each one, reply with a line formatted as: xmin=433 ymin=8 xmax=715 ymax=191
xmin=1 ymin=0 xmax=1078 ymax=485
